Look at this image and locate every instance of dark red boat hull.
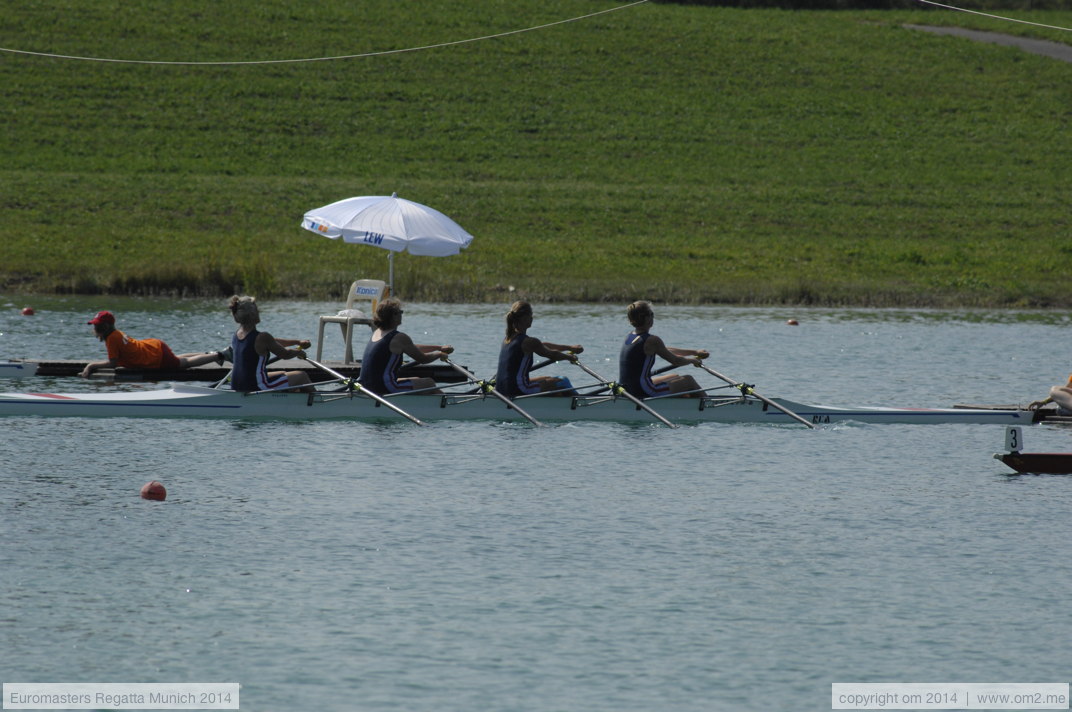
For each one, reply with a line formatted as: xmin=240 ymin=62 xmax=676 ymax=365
xmin=998 ymin=452 xmax=1072 ymax=474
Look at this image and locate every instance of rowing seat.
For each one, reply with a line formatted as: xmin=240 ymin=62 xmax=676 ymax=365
xmin=315 ymin=279 xmax=389 ymax=363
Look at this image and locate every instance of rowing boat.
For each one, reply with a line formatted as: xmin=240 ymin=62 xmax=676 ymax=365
xmin=0 ymin=385 xmax=1032 ymax=425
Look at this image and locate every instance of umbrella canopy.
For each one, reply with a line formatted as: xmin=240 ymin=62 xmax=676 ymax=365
xmin=302 ymin=193 xmax=474 ymax=292
xmin=302 ymin=193 xmax=474 ymax=257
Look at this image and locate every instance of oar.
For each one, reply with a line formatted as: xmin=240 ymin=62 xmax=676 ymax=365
xmin=444 ymin=359 xmax=543 ymax=427
xmin=530 ymin=358 xmax=553 ymax=373
xmin=572 ymin=359 xmax=677 ymax=428
xmin=588 ymin=362 xmax=684 ymax=396
xmin=529 ymin=356 xmax=580 ymax=377
xmin=696 ymin=362 xmax=814 ymax=429
xmin=306 ymin=357 xmax=426 ymax=426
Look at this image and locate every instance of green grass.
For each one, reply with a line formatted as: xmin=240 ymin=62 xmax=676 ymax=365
xmin=2 ymin=1 xmax=1072 ymax=305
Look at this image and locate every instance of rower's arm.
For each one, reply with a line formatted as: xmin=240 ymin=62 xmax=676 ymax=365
xmin=276 ymin=338 xmax=311 ymax=349
xmin=80 ymin=357 xmax=119 ymax=378
xmin=530 ymin=338 xmax=581 ymax=362
xmin=541 ymin=341 xmax=583 ymax=356
xmin=399 ymin=334 xmax=453 ymax=363
xmin=651 ymin=337 xmax=705 ymax=367
xmin=260 ymin=332 xmax=307 ymax=360
xmin=668 ymin=346 xmax=710 ymax=361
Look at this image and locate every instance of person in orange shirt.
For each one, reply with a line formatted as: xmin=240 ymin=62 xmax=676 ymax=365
xmin=80 ymin=311 xmax=226 ymax=378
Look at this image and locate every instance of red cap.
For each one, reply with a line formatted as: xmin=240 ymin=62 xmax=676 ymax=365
xmin=87 ymin=310 xmax=115 ymax=326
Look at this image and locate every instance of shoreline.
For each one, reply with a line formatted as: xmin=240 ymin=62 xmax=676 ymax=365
xmin=4 ymin=284 xmax=1070 ymax=309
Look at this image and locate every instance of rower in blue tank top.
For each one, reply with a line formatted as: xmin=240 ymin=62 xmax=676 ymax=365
xmin=618 ymin=300 xmax=709 ymax=398
xmin=357 ymin=298 xmax=453 ymax=395
xmin=228 ymin=295 xmax=313 ymax=393
xmin=495 ymin=301 xmax=582 ymax=397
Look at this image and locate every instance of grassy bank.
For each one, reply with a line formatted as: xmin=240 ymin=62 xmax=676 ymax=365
xmin=2 ymin=1 xmax=1071 ymax=305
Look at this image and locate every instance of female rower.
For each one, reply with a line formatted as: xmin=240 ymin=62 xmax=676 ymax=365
xmin=228 ymin=295 xmax=313 ymax=393
xmin=495 ymin=300 xmax=583 ymax=397
xmin=80 ymin=310 xmax=225 ymax=378
xmin=618 ymin=300 xmax=709 ymax=398
xmin=356 ymin=298 xmax=453 ymax=395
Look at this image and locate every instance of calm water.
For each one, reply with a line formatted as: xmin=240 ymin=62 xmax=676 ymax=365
xmin=2 ymin=297 xmax=1071 ymax=711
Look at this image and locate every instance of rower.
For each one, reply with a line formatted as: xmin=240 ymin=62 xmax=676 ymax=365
xmin=356 ymin=299 xmax=453 ymax=395
xmin=228 ymin=296 xmax=314 ymax=393
xmin=618 ymin=300 xmax=708 ymax=398
xmin=495 ymin=301 xmax=582 ymax=397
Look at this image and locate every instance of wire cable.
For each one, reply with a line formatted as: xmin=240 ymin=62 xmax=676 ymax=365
xmin=915 ymin=0 xmax=1072 ymax=33
xmin=0 ymin=0 xmax=649 ymax=66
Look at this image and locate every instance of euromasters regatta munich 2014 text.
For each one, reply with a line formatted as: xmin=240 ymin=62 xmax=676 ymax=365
xmin=8 ymin=690 xmax=199 ymax=706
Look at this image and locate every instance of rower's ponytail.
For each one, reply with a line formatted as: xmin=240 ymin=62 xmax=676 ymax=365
xmin=505 ymin=300 xmax=532 ymax=339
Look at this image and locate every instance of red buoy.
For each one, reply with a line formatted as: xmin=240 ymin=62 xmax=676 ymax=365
xmin=21 ymin=307 xmax=35 ymax=316
xmin=786 ymin=319 xmax=799 ymax=326
xmin=140 ymin=481 xmax=167 ymax=501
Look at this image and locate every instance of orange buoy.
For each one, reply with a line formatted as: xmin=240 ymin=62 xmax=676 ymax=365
xmin=786 ymin=319 xmax=799 ymax=326
xmin=21 ymin=307 xmax=35 ymax=316
xmin=140 ymin=480 xmax=167 ymax=501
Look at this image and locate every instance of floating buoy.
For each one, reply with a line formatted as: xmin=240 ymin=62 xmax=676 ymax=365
xmin=21 ymin=307 xmax=35 ymax=316
xmin=140 ymin=480 xmax=167 ymax=501
xmin=786 ymin=319 xmax=799 ymax=326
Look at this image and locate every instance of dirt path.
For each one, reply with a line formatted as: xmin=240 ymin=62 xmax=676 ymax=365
xmin=907 ymin=24 xmax=1072 ymax=63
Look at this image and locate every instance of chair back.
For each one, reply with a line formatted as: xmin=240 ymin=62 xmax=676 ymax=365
xmin=344 ymin=279 xmax=388 ymax=312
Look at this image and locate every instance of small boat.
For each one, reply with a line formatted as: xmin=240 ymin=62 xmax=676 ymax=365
xmin=0 ymin=385 xmax=1032 ymax=425
xmin=995 ymin=426 xmax=1072 ymax=474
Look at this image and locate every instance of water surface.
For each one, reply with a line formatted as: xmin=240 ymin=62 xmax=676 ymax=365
xmin=2 ymin=299 xmax=1070 ymax=711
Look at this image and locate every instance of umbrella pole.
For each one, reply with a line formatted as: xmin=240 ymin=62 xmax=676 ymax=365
xmin=388 ymin=252 xmax=394 ymax=296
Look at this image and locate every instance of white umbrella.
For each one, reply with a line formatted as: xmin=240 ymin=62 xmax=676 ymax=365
xmin=301 ymin=192 xmax=474 ymax=292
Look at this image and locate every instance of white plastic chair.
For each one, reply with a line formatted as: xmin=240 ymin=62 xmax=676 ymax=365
xmin=315 ymin=279 xmax=388 ymax=363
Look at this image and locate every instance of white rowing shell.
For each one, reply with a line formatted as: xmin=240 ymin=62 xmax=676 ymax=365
xmin=0 ymin=385 xmax=1031 ymax=425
